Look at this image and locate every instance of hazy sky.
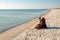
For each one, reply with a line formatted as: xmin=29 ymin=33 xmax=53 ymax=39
xmin=0 ymin=0 xmax=60 ymax=9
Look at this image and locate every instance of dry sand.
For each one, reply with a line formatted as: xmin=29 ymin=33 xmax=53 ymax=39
xmin=0 ymin=8 xmax=60 ymax=40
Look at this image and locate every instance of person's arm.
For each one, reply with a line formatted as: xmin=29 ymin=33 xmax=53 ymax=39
xmin=39 ymin=16 xmax=42 ymax=24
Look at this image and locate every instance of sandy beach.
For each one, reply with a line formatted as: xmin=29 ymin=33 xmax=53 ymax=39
xmin=0 ymin=8 xmax=60 ymax=40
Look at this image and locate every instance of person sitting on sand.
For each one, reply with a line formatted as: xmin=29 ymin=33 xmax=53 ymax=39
xmin=34 ymin=16 xmax=42 ymax=29
xmin=41 ymin=17 xmax=47 ymax=28
xmin=38 ymin=17 xmax=47 ymax=28
xmin=34 ymin=17 xmax=47 ymax=29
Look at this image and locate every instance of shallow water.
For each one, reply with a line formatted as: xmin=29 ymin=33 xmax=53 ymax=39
xmin=0 ymin=9 xmax=49 ymax=33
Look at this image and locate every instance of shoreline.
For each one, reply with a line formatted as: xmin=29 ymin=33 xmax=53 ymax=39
xmin=0 ymin=9 xmax=51 ymax=40
xmin=0 ymin=16 xmax=37 ymax=33
xmin=0 ymin=9 xmax=50 ymax=33
xmin=0 ymin=8 xmax=60 ymax=40
xmin=40 ymin=9 xmax=51 ymax=17
xmin=0 ymin=16 xmax=39 ymax=40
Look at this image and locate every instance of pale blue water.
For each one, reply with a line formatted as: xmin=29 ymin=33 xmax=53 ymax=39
xmin=0 ymin=9 xmax=49 ymax=33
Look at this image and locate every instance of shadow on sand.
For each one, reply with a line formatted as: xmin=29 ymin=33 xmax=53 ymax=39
xmin=46 ymin=27 xmax=60 ymax=29
xmin=39 ymin=27 xmax=60 ymax=29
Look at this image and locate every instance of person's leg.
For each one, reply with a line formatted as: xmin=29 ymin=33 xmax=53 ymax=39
xmin=41 ymin=23 xmax=47 ymax=28
xmin=43 ymin=24 xmax=47 ymax=28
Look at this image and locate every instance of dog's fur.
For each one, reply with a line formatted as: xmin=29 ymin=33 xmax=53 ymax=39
xmin=34 ymin=24 xmax=42 ymax=29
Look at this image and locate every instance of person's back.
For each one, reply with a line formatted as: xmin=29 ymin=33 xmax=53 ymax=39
xmin=41 ymin=17 xmax=47 ymax=28
xmin=41 ymin=18 xmax=45 ymax=24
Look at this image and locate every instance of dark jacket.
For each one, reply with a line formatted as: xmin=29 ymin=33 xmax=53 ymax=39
xmin=41 ymin=18 xmax=47 ymax=28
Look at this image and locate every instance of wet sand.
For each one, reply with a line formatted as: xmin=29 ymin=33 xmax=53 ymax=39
xmin=0 ymin=8 xmax=60 ymax=40
xmin=0 ymin=17 xmax=39 ymax=40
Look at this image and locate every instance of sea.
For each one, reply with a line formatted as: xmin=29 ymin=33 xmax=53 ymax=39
xmin=0 ymin=9 xmax=49 ymax=33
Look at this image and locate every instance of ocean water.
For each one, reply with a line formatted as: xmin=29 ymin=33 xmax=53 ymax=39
xmin=0 ymin=9 xmax=49 ymax=33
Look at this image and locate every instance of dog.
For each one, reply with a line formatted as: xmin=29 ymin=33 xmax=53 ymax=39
xmin=34 ymin=24 xmax=42 ymax=29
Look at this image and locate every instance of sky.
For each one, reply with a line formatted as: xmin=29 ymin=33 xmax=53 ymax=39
xmin=0 ymin=0 xmax=60 ymax=9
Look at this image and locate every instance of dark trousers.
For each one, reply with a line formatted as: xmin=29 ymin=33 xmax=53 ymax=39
xmin=42 ymin=23 xmax=47 ymax=28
